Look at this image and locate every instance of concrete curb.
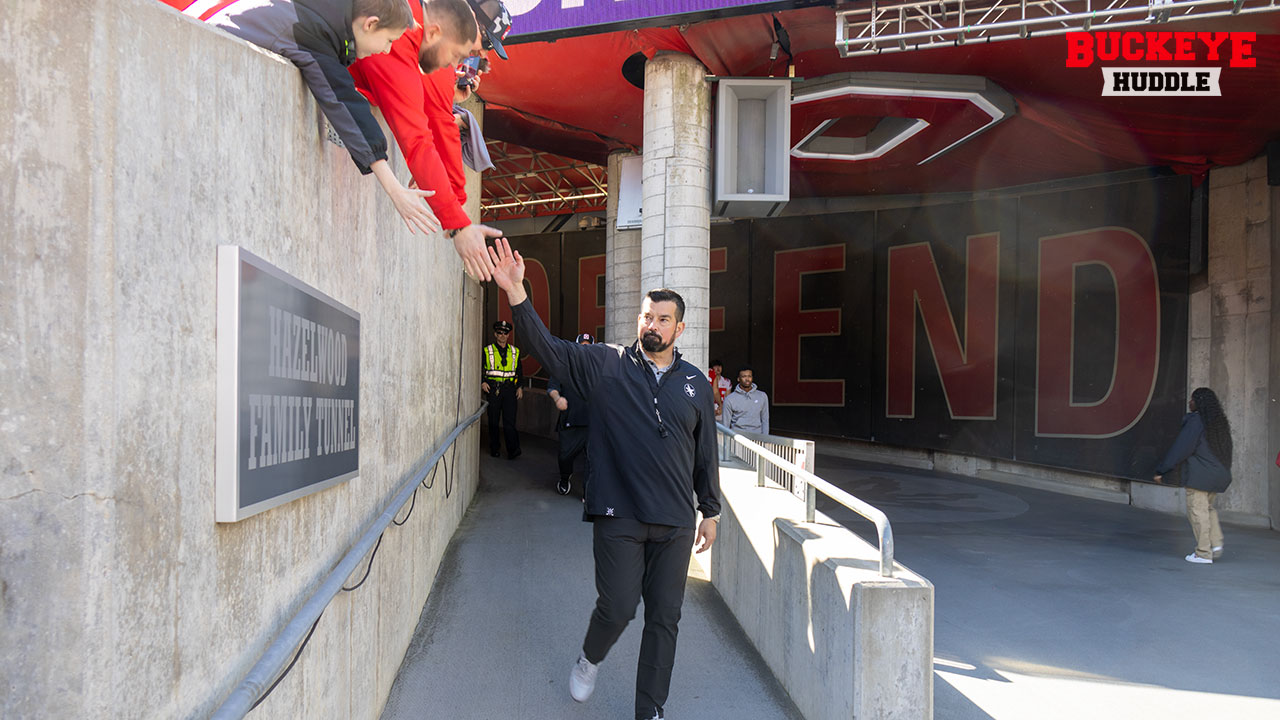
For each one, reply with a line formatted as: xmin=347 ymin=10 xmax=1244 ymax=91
xmin=975 ymin=469 xmax=1132 ymax=505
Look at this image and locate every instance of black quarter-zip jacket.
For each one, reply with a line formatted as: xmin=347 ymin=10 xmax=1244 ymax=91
xmin=512 ymin=300 xmax=720 ymax=528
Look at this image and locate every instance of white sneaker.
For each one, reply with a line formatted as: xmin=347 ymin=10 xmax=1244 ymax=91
xmin=1212 ymin=545 xmax=1224 ymax=558
xmin=569 ymin=654 xmax=598 ymax=703
xmin=1185 ymin=553 xmax=1212 ymax=564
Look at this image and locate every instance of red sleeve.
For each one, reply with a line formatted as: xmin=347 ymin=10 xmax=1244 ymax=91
xmin=422 ymin=66 xmax=468 ymax=209
xmin=348 ymin=25 xmax=471 ymax=229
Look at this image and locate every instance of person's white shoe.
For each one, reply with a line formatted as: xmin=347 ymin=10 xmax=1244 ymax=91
xmin=1212 ymin=545 xmax=1224 ymax=559
xmin=569 ymin=654 xmax=598 ymax=702
xmin=1185 ymin=553 xmax=1212 ymax=564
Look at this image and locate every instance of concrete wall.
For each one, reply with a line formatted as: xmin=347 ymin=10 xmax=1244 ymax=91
xmin=0 ymin=2 xmax=483 ymax=717
xmin=705 ymin=465 xmax=934 ymax=720
xmin=1127 ymin=154 xmax=1278 ymax=527
xmin=1192 ymin=155 xmax=1275 ymax=526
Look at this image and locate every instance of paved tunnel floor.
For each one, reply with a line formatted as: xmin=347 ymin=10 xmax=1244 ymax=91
xmin=380 ymin=437 xmax=803 ymax=720
xmin=814 ymin=453 xmax=1280 ymax=720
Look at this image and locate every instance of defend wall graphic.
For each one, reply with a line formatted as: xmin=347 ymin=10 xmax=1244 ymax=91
xmin=489 ymin=175 xmax=1190 ymax=480
xmin=875 ymin=200 xmax=1019 ymax=459
xmin=750 ymin=214 xmax=875 ymax=438
xmin=1012 ymin=180 xmax=1189 ymax=477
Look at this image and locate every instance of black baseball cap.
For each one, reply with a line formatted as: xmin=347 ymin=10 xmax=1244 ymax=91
xmin=575 ymin=333 xmax=595 ymax=344
xmin=493 ymin=320 xmax=513 ymax=333
xmin=468 ymin=0 xmax=511 ymax=60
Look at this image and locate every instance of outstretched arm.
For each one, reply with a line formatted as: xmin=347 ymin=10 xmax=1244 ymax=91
xmin=451 ymin=224 xmax=504 ymax=282
xmin=371 ymin=160 xmax=440 ymax=235
xmin=349 ymin=43 xmax=495 ymax=279
xmin=489 ymin=237 xmax=528 ymax=304
xmin=489 ymin=238 xmax=603 ymax=400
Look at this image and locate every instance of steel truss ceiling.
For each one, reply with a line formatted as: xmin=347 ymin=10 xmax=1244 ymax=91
xmin=836 ymin=0 xmax=1280 ymax=56
xmin=480 ymin=141 xmax=608 ymax=222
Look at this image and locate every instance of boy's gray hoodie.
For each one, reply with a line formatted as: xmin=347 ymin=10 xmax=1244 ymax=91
xmin=724 ymin=383 xmax=769 ymax=435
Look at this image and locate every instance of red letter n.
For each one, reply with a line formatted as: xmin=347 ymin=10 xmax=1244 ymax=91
xmin=1036 ymin=228 xmax=1160 ymax=437
xmin=773 ymin=245 xmax=845 ymax=406
xmin=885 ymin=234 xmax=999 ymax=419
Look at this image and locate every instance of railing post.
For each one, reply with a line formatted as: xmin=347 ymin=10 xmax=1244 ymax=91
xmin=805 ymin=481 xmax=816 ymax=523
xmin=757 ymin=459 xmax=767 ymax=487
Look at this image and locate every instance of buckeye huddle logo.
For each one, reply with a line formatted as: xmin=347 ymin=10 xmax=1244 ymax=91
xmin=1065 ymin=31 xmax=1256 ymax=96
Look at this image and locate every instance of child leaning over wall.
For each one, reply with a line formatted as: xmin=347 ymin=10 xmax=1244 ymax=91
xmin=182 ymin=0 xmax=441 ymax=236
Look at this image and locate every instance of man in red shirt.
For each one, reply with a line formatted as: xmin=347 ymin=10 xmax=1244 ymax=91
xmin=350 ymin=0 xmax=510 ymax=281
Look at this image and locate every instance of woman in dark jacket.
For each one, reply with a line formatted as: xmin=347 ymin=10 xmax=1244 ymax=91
xmin=1154 ymin=387 xmax=1234 ymax=564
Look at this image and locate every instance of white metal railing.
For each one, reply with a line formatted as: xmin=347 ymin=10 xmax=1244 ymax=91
xmin=723 ymin=429 xmax=814 ymax=500
xmin=836 ymin=0 xmax=1280 ymax=57
xmin=716 ymin=424 xmax=896 ymax=577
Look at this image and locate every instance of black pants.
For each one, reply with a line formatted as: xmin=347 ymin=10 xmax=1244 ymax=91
xmin=486 ymin=383 xmax=520 ymax=456
xmin=582 ymin=517 xmax=695 ymax=720
xmin=557 ymin=426 xmax=589 ymax=479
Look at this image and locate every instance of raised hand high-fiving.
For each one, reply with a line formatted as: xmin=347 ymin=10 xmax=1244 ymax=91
xmin=487 ymin=237 xmax=528 ymax=305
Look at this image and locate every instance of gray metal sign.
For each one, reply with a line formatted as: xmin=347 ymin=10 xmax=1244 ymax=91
xmin=216 ymin=246 xmax=360 ymax=522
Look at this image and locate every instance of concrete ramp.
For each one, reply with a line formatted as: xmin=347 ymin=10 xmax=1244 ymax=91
xmin=380 ymin=438 xmax=803 ymax=719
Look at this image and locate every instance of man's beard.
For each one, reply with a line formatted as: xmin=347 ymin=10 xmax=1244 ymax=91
xmin=418 ymin=43 xmax=448 ymax=74
xmin=640 ymin=331 xmax=672 ymax=354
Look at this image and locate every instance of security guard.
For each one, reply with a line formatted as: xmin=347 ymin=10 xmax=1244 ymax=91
xmin=482 ymin=320 xmax=523 ymax=458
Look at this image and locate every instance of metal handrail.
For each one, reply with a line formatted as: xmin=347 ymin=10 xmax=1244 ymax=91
xmin=717 ymin=423 xmax=896 ymax=578
xmin=721 ymin=429 xmax=813 ymax=500
xmin=211 ymin=403 xmax=488 ymax=719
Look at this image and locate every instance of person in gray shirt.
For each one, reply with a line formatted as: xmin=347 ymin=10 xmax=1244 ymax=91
xmin=723 ymin=366 xmax=769 ymax=435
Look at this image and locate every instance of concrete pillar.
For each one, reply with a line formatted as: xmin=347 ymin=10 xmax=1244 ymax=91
xmin=640 ymin=51 xmax=712 ymax=371
xmin=460 ymin=92 xmax=484 ymax=224
xmin=605 ymin=150 xmax=641 ymax=344
xmin=1198 ymin=155 xmax=1274 ymax=527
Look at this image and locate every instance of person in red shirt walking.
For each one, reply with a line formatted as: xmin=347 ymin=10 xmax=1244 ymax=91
xmin=708 ymin=359 xmax=731 ymax=422
xmin=350 ymin=0 xmax=511 ymax=282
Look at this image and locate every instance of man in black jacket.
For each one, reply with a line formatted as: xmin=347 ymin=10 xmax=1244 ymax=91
xmin=488 ymin=239 xmax=720 ymax=720
xmin=547 ymin=332 xmax=596 ymax=495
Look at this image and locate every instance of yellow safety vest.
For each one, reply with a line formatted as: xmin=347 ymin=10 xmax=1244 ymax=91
xmin=484 ymin=344 xmax=520 ymax=382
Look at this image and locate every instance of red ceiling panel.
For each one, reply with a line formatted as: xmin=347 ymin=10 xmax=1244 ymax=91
xmin=479 ymin=8 xmax=1280 ymax=212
